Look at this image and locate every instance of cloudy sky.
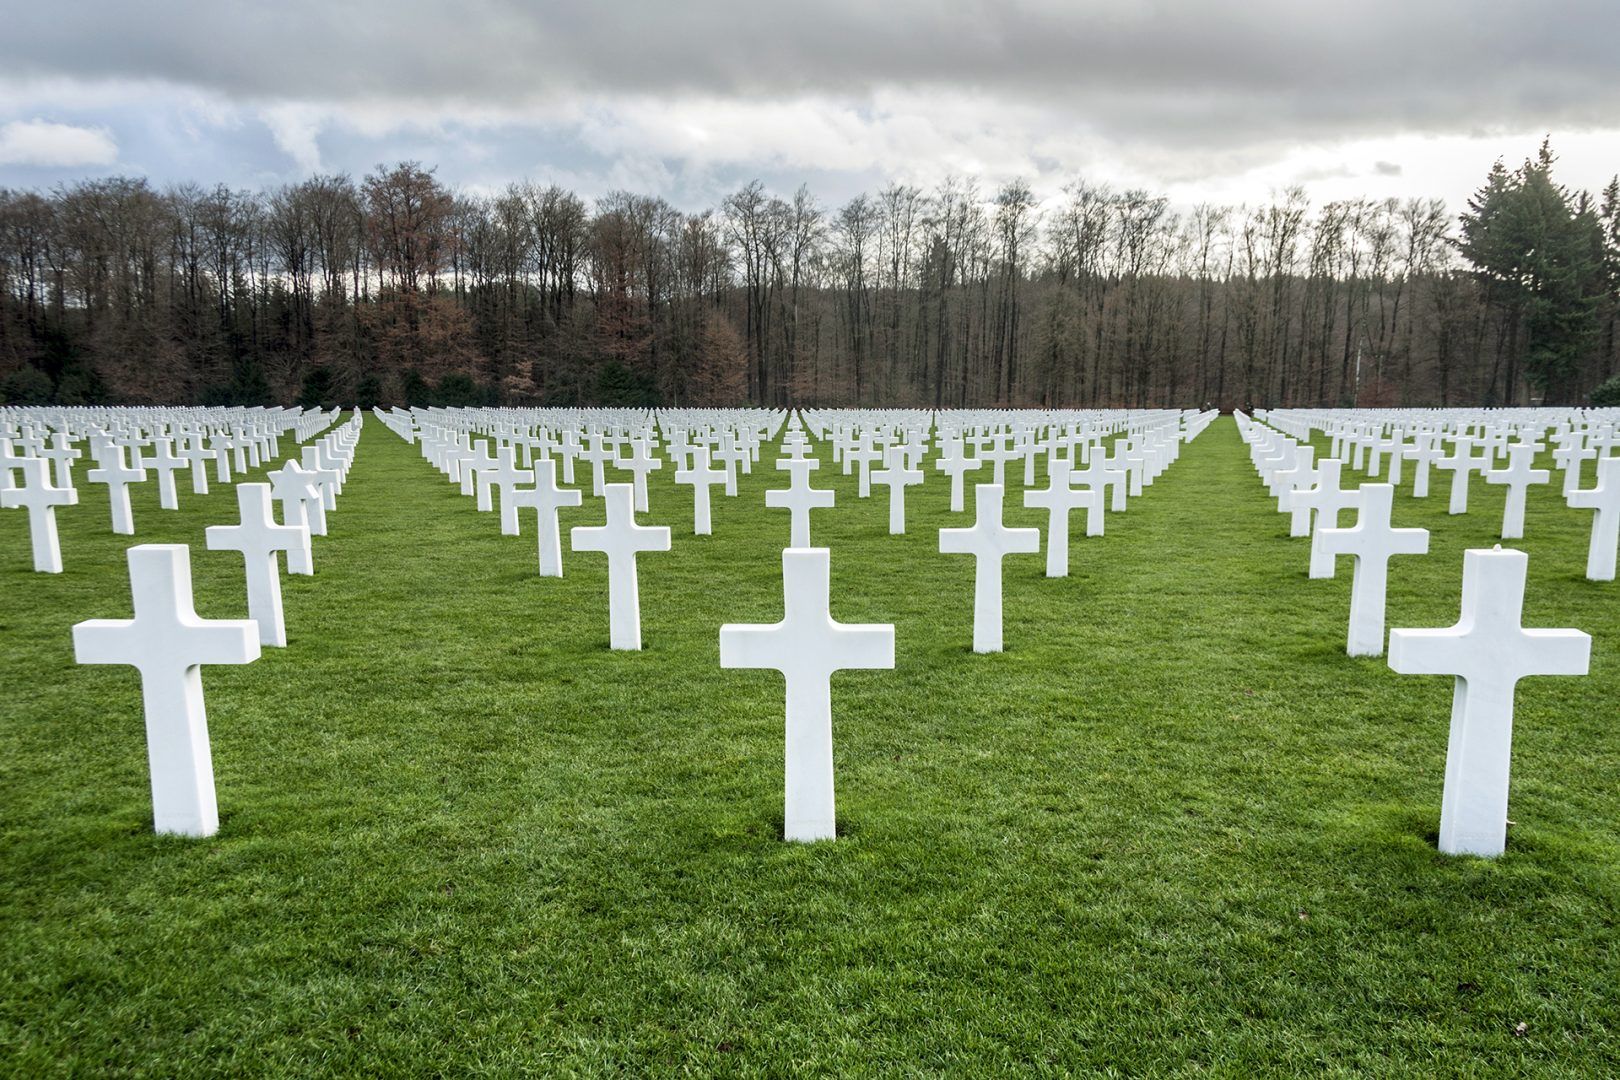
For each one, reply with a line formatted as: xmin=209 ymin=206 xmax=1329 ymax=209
xmin=1 ymin=0 xmax=1616 ymax=211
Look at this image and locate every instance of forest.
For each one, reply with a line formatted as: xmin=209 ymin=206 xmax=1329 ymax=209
xmin=1 ymin=140 xmax=1616 ymax=410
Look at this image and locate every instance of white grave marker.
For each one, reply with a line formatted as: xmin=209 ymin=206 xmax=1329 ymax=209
xmin=1316 ymin=483 xmax=1429 ymax=656
xmin=1484 ymin=443 xmax=1549 ymax=540
xmin=512 ymin=458 xmax=582 ymax=576
xmin=939 ymin=484 xmax=1040 ymax=653
xmin=570 ymin=482 xmax=670 ymax=649
xmin=1567 ymin=457 xmax=1620 ymax=581
xmin=1023 ymin=463 xmax=1101 ymax=577
xmin=871 ymin=448 xmax=924 ymax=534
xmin=205 ymin=483 xmax=309 ymax=647
xmin=72 ymin=545 xmax=261 ymax=837
xmin=674 ymin=446 xmax=727 ymax=536
xmin=1389 ymin=547 xmax=1590 ymax=856
xmin=2 ymin=456 xmax=78 ymax=572
xmin=720 ymin=548 xmax=894 ymax=842
xmin=86 ymin=443 xmax=146 ymax=535
xmin=766 ymin=458 xmax=835 ymax=548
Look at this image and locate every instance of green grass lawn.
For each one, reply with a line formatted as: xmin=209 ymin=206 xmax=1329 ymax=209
xmin=1 ymin=415 xmax=1616 ymax=1076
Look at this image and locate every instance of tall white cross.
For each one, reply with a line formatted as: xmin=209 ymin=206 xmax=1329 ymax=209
xmin=42 ymin=433 xmax=81 ymax=489
xmin=144 ymin=438 xmax=186 ymax=510
xmin=86 ymin=443 xmax=146 ymax=535
xmin=205 ymin=483 xmax=309 ymax=647
xmin=1436 ymin=436 xmax=1489 ymax=515
xmin=844 ymin=438 xmax=883 ymax=498
xmin=1567 ymin=456 xmax=1620 ymax=581
xmin=939 ymin=483 xmax=1040 ymax=653
xmin=2 ymin=456 xmax=78 ymax=572
xmin=616 ymin=438 xmax=663 ymax=513
xmin=268 ymin=460 xmax=322 ymax=573
xmin=766 ymin=458 xmax=835 ymax=548
xmin=209 ymin=433 xmax=234 ymax=483
xmin=1023 ymin=463 xmax=1101 ymax=577
xmin=979 ymin=437 xmax=1019 ymax=486
xmin=1551 ymin=437 xmax=1595 ymax=497
xmin=299 ymin=446 xmax=341 ymax=518
xmin=674 ymin=446 xmax=727 ymax=536
xmin=1072 ymin=452 xmax=1126 ymax=519
xmin=933 ymin=438 xmax=983 ymax=513
xmin=1389 ymin=547 xmax=1589 ymax=856
xmin=178 ymin=436 xmax=216 ymax=495
xmin=72 ymin=544 xmax=261 ymax=837
xmin=1402 ymin=434 xmax=1447 ymax=498
xmin=1484 ymin=443 xmax=1549 ymax=540
xmin=713 ymin=435 xmax=746 ymax=496
xmin=483 ymin=446 xmax=534 ymax=536
xmin=513 ymin=458 xmax=583 ymax=576
xmin=570 ymin=482 xmax=670 ymax=649
xmin=871 ymin=448 xmax=924 ymax=535
xmin=1286 ymin=459 xmax=1363 ymax=579
xmin=720 ymin=547 xmax=894 ymax=842
xmin=579 ymin=436 xmax=616 ymax=496
xmin=1316 ymin=483 xmax=1429 ymax=656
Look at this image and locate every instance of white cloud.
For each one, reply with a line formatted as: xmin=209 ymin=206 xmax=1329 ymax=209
xmin=0 ymin=118 xmax=117 ymax=166
xmin=260 ymin=103 xmax=325 ymax=172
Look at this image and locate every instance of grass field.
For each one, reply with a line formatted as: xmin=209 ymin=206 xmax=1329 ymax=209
xmin=1 ymin=414 xmax=1616 ymax=1076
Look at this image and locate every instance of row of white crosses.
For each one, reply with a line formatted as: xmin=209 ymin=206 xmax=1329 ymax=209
xmin=733 ymin=410 xmax=1215 ymax=836
xmin=1238 ymin=408 xmax=1596 ymax=857
xmin=411 ymin=414 xmax=707 ymax=649
xmin=68 ymin=411 xmax=363 ymax=837
xmin=400 ymin=407 xmax=1212 ymax=840
xmin=1262 ymin=406 xmax=1620 ymax=570
xmin=3 ymin=405 xmax=337 ymax=573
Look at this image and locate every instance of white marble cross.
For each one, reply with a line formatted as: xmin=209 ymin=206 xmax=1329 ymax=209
xmin=932 ymin=438 xmax=983 ymax=513
xmin=87 ymin=443 xmax=146 ymax=535
xmin=73 ymin=544 xmax=261 ymax=837
xmin=871 ymin=448 xmax=924 ymax=534
xmin=205 ymin=483 xmax=309 ymax=647
xmin=1402 ymin=434 xmax=1447 ymax=498
xmin=570 ymin=482 xmax=670 ymax=649
xmin=1286 ymin=459 xmax=1363 ymax=579
xmin=1074 ymin=450 xmax=1128 ymax=513
xmin=209 ymin=433 xmax=234 ymax=483
xmin=939 ymin=484 xmax=1040 ymax=653
xmin=978 ymin=437 xmax=1020 ymax=487
xmin=1316 ymin=483 xmax=1429 ymax=656
xmin=617 ymin=438 xmax=663 ymax=513
xmin=1436 ymin=436 xmax=1489 ymax=515
xmin=1389 ymin=547 xmax=1590 ymax=856
xmin=299 ymin=446 xmax=341 ymax=517
xmin=1023 ymin=463 xmax=1101 ymax=577
xmin=1484 ymin=443 xmax=1549 ymax=540
xmin=1567 ymin=456 xmax=1620 ymax=581
xmin=513 ymin=458 xmax=582 ymax=576
xmin=268 ymin=460 xmax=321 ymax=574
xmin=43 ymin=433 xmax=81 ymax=489
xmin=144 ymin=438 xmax=187 ymax=510
xmin=844 ymin=438 xmax=882 ymax=498
xmin=2 ymin=456 xmax=77 ymax=572
xmin=720 ymin=547 xmax=894 ymax=842
xmin=1552 ymin=437 xmax=1596 ymax=497
xmin=579 ymin=436 xmax=616 ymax=496
xmin=175 ymin=436 xmax=214 ymax=495
xmin=483 ymin=446 xmax=534 ymax=536
xmin=674 ymin=446 xmax=727 ymax=535
xmin=766 ymin=458 xmax=835 ymax=548
xmin=713 ymin=435 xmax=746 ymax=496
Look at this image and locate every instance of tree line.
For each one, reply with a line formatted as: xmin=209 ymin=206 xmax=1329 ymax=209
xmin=1 ymin=141 xmax=1615 ymax=409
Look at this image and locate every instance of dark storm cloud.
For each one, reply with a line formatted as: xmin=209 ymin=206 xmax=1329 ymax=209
xmin=3 ymin=0 xmax=1617 ymax=147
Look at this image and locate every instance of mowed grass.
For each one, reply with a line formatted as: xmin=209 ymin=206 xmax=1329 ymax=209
xmin=1 ymin=414 xmax=1617 ymax=1077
